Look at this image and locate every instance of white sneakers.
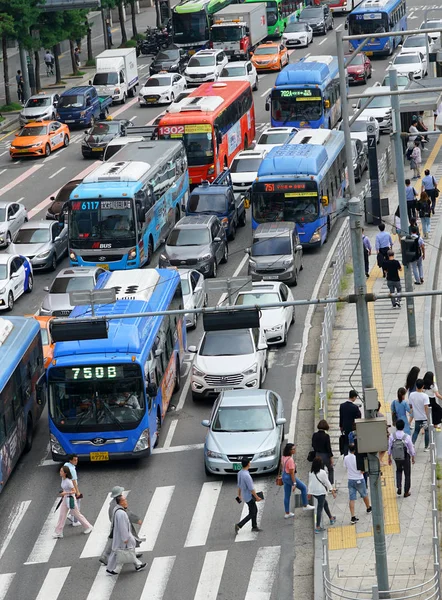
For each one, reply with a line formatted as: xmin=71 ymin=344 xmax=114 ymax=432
xmin=84 ymin=527 xmax=94 ymax=535
xmin=53 ymin=533 xmax=63 ymax=538
xmin=72 ymin=521 xmax=81 ymax=527
xmin=303 ymin=505 xmax=315 ymax=511
xmin=284 ymin=512 xmax=295 ymax=519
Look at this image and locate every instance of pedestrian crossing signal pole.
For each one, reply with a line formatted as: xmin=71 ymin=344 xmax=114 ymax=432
xmin=349 ymin=197 xmax=390 ymax=598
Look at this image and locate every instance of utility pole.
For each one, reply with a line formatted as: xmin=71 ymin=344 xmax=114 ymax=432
xmin=18 ymin=45 xmax=31 ymax=102
xmin=101 ymin=7 xmax=108 ymax=50
xmin=348 ymin=197 xmax=390 ymax=598
xmin=389 ymin=68 xmax=417 ymax=347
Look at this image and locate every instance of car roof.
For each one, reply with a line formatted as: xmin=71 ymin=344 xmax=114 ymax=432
xmin=194 ymin=49 xmax=222 ymax=56
xmin=28 ymin=93 xmax=54 ymax=100
xmin=18 ymin=220 xmax=53 ymax=230
xmin=225 ymin=60 xmax=249 ymax=67
xmin=254 ymin=222 xmax=296 ymax=235
xmin=239 ymin=281 xmax=282 ymax=293
xmin=218 ymin=389 xmax=270 ymax=407
xmin=22 ymin=121 xmax=53 ymax=127
xmin=0 ymin=200 xmax=23 ymax=208
xmin=55 ymin=267 xmax=100 ymax=278
xmin=256 ymin=41 xmax=279 ymax=48
xmin=260 ymin=127 xmax=295 ymax=134
xmin=234 ymin=149 xmax=266 ymax=160
xmin=0 ymin=254 xmax=15 ymax=265
xmin=176 ymin=215 xmax=216 ymax=228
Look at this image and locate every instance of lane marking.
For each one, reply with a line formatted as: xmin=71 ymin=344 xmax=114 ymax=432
xmin=0 ymin=151 xmax=7 ymax=157
xmin=244 ymin=546 xmax=281 ymax=600
xmin=218 ymin=252 xmax=249 ymax=305
xmin=129 ymin=115 xmax=137 ymax=121
xmin=175 ymin=357 xmax=194 ymax=412
xmin=16 ymin=197 xmax=24 ymax=202
xmin=184 ymin=481 xmax=223 ymax=547
xmin=49 ymin=167 xmax=66 ymax=179
xmin=0 ymin=169 xmax=6 ymax=175
xmin=0 ymin=500 xmax=31 ymax=560
xmin=36 ymin=567 xmax=71 ymax=600
xmin=235 ymin=480 xmax=268 ymax=542
xmin=194 ymin=550 xmax=228 ymax=600
xmin=86 ymin=565 xmax=118 ymax=600
xmin=163 ymin=419 xmax=178 ymax=448
xmin=0 ymin=128 xmax=19 ymax=143
xmin=0 ymin=573 xmax=15 ymax=600
xmin=153 ymin=442 xmax=204 ymax=454
xmin=140 ymin=556 xmax=176 ymax=600
xmin=138 ymin=486 xmax=175 ymax=552
xmin=261 ymin=87 xmax=272 ymax=98
xmin=24 ymin=499 xmax=60 ymax=564
xmin=319 ymin=38 xmax=327 ymax=45
xmin=0 ymin=164 xmax=44 ymax=198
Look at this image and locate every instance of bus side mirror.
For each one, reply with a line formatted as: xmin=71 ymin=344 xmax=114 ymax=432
xmin=344 ymin=21 xmax=348 ymax=30
xmin=147 ymin=382 xmax=158 ymax=398
xmin=216 ymin=130 xmax=222 ymax=144
xmin=324 ymin=99 xmax=330 ymax=109
xmin=36 ymin=373 xmax=47 ymax=406
xmin=265 ymin=98 xmax=270 ymax=111
xmin=321 ymin=195 xmax=329 ymax=207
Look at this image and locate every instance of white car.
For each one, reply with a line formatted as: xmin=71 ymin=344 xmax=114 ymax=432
xmin=234 ymin=282 xmax=294 ymax=346
xmin=0 ymin=201 xmax=28 ymax=248
xmin=381 ymin=73 xmax=409 ymax=89
xmin=189 ymin=327 xmax=268 ymax=401
xmin=282 ymin=22 xmax=313 ymax=48
xmin=219 ymin=60 xmax=258 ymax=91
xmin=0 ymin=254 xmax=33 ymax=311
xmin=399 ymin=34 xmax=435 ymax=57
xmin=184 ymin=49 xmax=228 ymax=85
xmin=252 ymin=126 xmax=298 ymax=153
xmin=340 ymin=117 xmax=380 ymax=147
xmin=229 ymin=149 xmax=266 ymax=192
xmin=138 ymin=73 xmax=187 ymax=106
xmin=391 ymin=51 xmax=427 ymax=79
xmin=420 ymin=19 xmax=442 ymax=42
xmin=178 ymin=268 xmax=207 ymax=329
xmin=354 ymin=86 xmax=392 ymax=134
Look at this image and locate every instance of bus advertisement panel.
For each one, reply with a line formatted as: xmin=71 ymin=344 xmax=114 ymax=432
xmin=347 ymin=0 xmax=406 ymax=55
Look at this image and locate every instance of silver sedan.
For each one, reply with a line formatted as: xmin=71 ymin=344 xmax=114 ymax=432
xmin=7 ymin=220 xmax=68 ymax=271
xmin=0 ymin=201 xmax=28 ymax=247
xmin=178 ymin=268 xmax=208 ymax=329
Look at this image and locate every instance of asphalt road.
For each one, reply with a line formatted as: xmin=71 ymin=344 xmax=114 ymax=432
xmin=0 ymin=4 xmax=430 ymax=599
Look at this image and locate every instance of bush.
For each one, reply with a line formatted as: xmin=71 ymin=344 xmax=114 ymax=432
xmin=132 ymin=33 xmax=145 ymax=41
xmin=121 ymin=39 xmax=137 ymax=48
xmin=0 ymin=102 xmax=22 ymax=112
xmin=85 ymin=59 xmax=96 ymax=67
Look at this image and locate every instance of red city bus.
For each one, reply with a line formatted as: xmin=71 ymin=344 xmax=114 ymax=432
xmin=325 ymin=0 xmax=362 ymax=13
xmin=157 ymin=81 xmax=256 ymax=186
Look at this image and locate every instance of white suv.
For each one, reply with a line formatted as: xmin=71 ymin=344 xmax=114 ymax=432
xmin=230 ymin=149 xmax=267 ymax=192
xmin=184 ymin=49 xmax=228 ymax=85
xmin=189 ymin=328 xmax=268 ymax=401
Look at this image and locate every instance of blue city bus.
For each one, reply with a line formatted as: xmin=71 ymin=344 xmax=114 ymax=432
xmin=46 ymin=268 xmax=186 ymax=462
xmin=347 ymin=0 xmax=407 ymax=56
xmin=68 ymin=140 xmax=189 ymax=270
xmin=268 ymin=56 xmax=341 ymax=129
xmin=250 ymin=129 xmax=346 ymax=246
xmin=0 ymin=317 xmax=46 ymax=493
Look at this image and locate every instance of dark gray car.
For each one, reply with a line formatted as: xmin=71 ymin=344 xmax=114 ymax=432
xmin=298 ymin=5 xmax=333 ymax=35
xmin=159 ymin=215 xmax=228 ymax=278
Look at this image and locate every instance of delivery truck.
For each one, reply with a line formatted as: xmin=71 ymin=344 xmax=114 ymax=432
xmin=91 ymin=48 xmax=139 ymax=104
xmin=210 ymin=4 xmax=268 ymax=60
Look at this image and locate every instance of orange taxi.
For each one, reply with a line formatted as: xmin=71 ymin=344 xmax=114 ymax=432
xmin=27 ymin=315 xmax=55 ymax=369
xmin=251 ymin=41 xmax=289 ymax=72
xmin=10 ymin=120 xmax=70 ymax=160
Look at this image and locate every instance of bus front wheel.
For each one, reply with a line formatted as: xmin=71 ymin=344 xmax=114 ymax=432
xmin=146 ymin=237 xmax=154 ymax=264
xmin=24 ymin=415 xmax=33 ymax=452
xmin=174 ymin=358 xmax=181 ymax=393
xmin=154 ymin=408 xmax=161 ymax=448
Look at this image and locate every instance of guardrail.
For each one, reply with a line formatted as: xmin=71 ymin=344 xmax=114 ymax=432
xmin=318 ymin=218 xmax=351 ymax=420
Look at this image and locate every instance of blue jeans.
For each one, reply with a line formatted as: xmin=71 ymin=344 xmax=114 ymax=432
xmin=411 ymin=257 xmax=423 ymax=283
xmin=282 ymin=474 xmax=308 ymax=512
xmin=421 ymin=217 xmax=431 ymax=235
xmin=412 ymin=419 xmax=429 ymax=448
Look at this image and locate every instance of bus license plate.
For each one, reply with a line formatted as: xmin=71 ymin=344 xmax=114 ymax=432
xmin=214 ymin=387 xmax=234 ymax=392
xmin=97 ymin=263 xmax=109 ymax=270
xmin=90 ymin=451 xmax=109 ymax=461
xmin=233 ymin=463 xmax=242 ymax=471
xmin=365 ymin=51 xmax=373 ymax=56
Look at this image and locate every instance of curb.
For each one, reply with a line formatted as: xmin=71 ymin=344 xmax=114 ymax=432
xmin=0 ymin=115 xmax=19 ymax=133
xmin=424 ymin=202 xmax=442 ymax=374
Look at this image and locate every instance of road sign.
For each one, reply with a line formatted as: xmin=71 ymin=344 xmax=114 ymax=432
xmin=69 ymin=289 xmax=116 ymax=316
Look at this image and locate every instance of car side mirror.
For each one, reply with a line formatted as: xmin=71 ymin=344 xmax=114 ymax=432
xmin=147 ymin=382 xmax=158 ymax=397
xmin=36 ymin=373 xmax=47 ymax=406
xmin=344 ymin=21 xmax=348 ymax=29
xmin=44 ymin=286 xmax=49 ymax=292
xmin=201 ymin=419 xmax=210 ymax=427
xmin=245 ymin=247 xmax=251 ymax=254
xmin=265 ymin=98 xmax=270 ymax=112
xmin=11 ymin=273 xmax=18 ymax=279
xmin=53 ymin=101 xmax=58 ymax=107
xmin=276 ymin=417 xmax=287 ymax=426
xmin=188 ymin=345 xmax=197 ymax=353
xmin=214 ymin=236 xmax=221 ymax=242
xmin=352 ymin=103 xmax=357 ymax=109
xmin=296 ymin=244 xmax=303 ymax=252
xmin=257 ymin=343 xmax=267 ymax=351
xmin=8 ymin=215 xmax=16 ymax=221
xmin=155 ymin=348 xmax=163 ymax=358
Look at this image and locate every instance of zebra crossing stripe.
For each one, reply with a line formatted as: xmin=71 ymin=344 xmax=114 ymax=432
xmin=81 ymin=490 xmax=129 ymax=559
xmin=184 ymin=481 xmax=223 ymax=548
xmin=24 ymin=499 xmax=60 ymax=565
xmin=35 ymin=567 xmax=71 ymax=600
xmin=138 ymin=486 xmax=175 ymax=552
xmin=194 ymin=550 xmax=228 ymax=600
xmin=139 ymin=556 xmax=176 ymax=600
xmin=0 ymin=573 xmax=15 ymax=600
xmin=244 ymin=546 xmax=281 ymax=600
xmin=0 ymin=500 xmax=31 ymax=561
xmin=86 ymin=565 xmax=118 ymax=600
xmin=235 ymin=480 xmax=269 ymax=543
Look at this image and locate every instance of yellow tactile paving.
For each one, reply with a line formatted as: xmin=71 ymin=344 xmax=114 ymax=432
xmin=328 ymin=525 xmax=358 ymax=550
xmin=356 ymin=530 xmax=373 ymax=538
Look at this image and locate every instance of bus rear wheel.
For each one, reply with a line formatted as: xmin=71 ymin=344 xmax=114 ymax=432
xmin=154 ymin=409 xmax=161 ymax=448
xmin=174 ymin=358 xmax=181 ymax=393
xmin=146 ymin=237 xmax=154 ymax=264
xmin=24 ymin=415 xmax=33 ymax=452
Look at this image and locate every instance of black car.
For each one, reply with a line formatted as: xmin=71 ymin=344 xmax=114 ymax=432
xmin=150 ymin=47 xmax=188 ymax=75
xmin=352 ymin=139 xmax=368 ymax=183
xmin=298 ymin=5 xmax=333 ymax=35
xmin=81 ymin=119 xmax=132 ymax=158
xmin=46 ymin=179 xmax=82 ymax=221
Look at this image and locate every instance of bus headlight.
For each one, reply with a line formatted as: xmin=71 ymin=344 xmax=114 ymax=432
xmin=134 ymin=428 xmax=150 ymax=452
xmin=128 ymin=247 xmax=137 ymax=260
xmin=310 ymin=228 xmax=322 ymax=243
xmin=207 ymin=164 xmax=215 ymax=175
xmin=50 ymin=433 xmax=64 ymax=455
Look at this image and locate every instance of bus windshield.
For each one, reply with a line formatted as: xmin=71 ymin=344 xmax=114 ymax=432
xmin=252 ymin=181 xmax=319 ymax=223
xmin=173 ymin=10 xmax=208 ymax=44
xmin=69 ymin=200 xmax=136 ymax=243
xmin=160 ymin=131 xmax=214 ymax=166
xmin=272 ymin=89 xmax=323 ymax=122
xmin=211 ymin=26 xmax=243 ymax=42
xmin=348 ymin=13 xmax=388 ymax=35
xmin=48 ymin=364 xmax=145 ymax=432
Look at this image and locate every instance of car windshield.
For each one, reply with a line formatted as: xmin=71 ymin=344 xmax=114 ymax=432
xmin=257 ymin=131 xmax=290 ymax=145
xmin=180 ymin=278 xmax=190 ymax=295
xmin=200 ymin=329 xmax=254 ymax=356
xmin=361 ymin=95 xmax=391 ymax=109
xmin=212 ymin=26 xmax=243 ymax=42
xmin=146 ymin=76 xmax=171 ymax=87
xmin=394 ymin=54 xmax=420 ymax=64
xmin=346 ymin=53 xmax=364 ymax=65
xmin=254 ymin=46 xmax=278 ymax=55
xmin=50 ymin=275 xmax=95 ymax=294
xmin=0 ymin=208 xmax=5 ymax=221
xmin=15 ymin=228 xmax=50 ymax=244
xmin=382 ymin=75 xmax=408 ymax=87
xmin=403 ymin=36 xmax=427 ymax=48
xmin=156 ymin=50 xmax=180 ymax=60
xmin=58 ymin=95 xmax=84 ymax=109
xmin=25 ymin=97 xmax=51 ymax=107
xmin=300 ymin=7 xmax=322 ymax=18
xmin=188 ymin=56 xmax=215 ymax=67
xmin=220 ymin=65 xmax=246 ymax=77
xmin=421 ymin=21 xmax=442 ymax=30
xmin=0 ymin=265 xmax=7 ymax=279
xmin=188 ymin=193 xmax=227 ymax=214
xmin=48 ymin=364 xmax=145 ymax=432
xmin=93 ymin=72 xmax=118 ymax=85
xmin=252 ymin=237 xmax=291 ymax=256
xmin=230 ymin=157 xmax=262 ymax=173
xmin=285 ymin=23 xmax=307 ymax=33
xmin=40 ymin=329 xmax=49 ymax=345
xmin=235 ymin=292 xmax=280 ymax=309
xmin=167 ymin=227 xmax=210 ymax=246
xmin=351 ymin=120 xmax=370 ymax=132
xmin=89 ymin=122 xmax=120 ymax=136
xmin=19 ymin=126 xmax=47 ymax=136
xmin=212 ymin=405 xmax=274 ymax=432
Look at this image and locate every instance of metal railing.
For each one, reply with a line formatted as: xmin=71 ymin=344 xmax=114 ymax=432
xmin=318 ymin=219 xmax=351 ymax=419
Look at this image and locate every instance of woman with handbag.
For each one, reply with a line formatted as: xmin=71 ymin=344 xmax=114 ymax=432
xmin=308 ymin=457 xmax=336 ymax=534
xmin=391 ymin=387 xmax=412 ymax=434
xmin=53 ymin=466 xmax=93 ymax=538
xmin=106 ymin=495 xmax=146 ymax=575
xmin=279 ymin=443 xmax=314 ymax=519
xmin=423 ymin=371 xmax=442 ymax=430
xmin=311 ymin=419 xmax=334 ymax=485
xmin=417 ymin=191 xmax=432 ymax=238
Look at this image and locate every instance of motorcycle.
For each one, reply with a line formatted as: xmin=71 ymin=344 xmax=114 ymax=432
xmin=137 ymin=38 xmax=161 ymax=55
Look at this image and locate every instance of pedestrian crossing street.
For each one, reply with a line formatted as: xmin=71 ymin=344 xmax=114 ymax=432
xmin=0 ymin=478 xmax=287 ymax=600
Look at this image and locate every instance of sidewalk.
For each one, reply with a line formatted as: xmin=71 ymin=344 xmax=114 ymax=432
xmin=318 ymin=140 xmax=442 ymax=596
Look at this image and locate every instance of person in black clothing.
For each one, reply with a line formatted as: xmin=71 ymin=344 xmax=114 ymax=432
xmin=383 ymin=250 xmax=402 ymax=308
xmin=339 ymin=390 xmax=362 ymax=455
xmin=312 ymin=419 xmax=334 ymax=485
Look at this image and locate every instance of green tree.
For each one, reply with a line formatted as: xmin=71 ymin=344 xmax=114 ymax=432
xmin=102 ymin=0 xmax=127 ymax=46
xmin=0 ymin=13 xmax=15 ymax=105
xmin=127 ymin=0 xmax=137 ymax=39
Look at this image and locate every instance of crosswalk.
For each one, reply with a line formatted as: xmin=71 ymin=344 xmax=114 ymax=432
xmin=0 ymin=479 xmax=284 ymax=600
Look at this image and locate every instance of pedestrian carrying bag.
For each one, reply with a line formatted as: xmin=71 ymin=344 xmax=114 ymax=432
xmin=68 ymin=495 xmax=75 ymax=510
xmin=115 ymin=547 xmax=136 ymax=565
xmin=432 ymin=177 xmax=440 ymax=197
xmin=307 ymin=449 xmax=316 ymax=462
xmin=276 ymin=457 xmax=287 ymax=486
xmin=391 ymin=433 xmax=406 ymax=461
xmin=406 ymin=147 xmax=413 ymax=161
xmin=391 ymin=401 xmax=398 ymax=427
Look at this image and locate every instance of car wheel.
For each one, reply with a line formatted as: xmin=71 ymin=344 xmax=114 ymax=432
xmin=50 ymin=253 xmax=57 ymax=271
xmin=368 ymin=68 xmax=372 ymax=79
xmin=292 ymin=269 xmax=298 ymax=287
xmin=253 ymin=77 xmax=258 ymax=91
xmin=63 ymin=134 xmax=69 ymax=147
xmin=173 ymin=358 xmax=181 ymax=392
xmin=7 ymin=291 xmax=13 ymax=311
xmin=211 ymin=260 xmax=217 ymax=278
xmin=170 ymin=92 xmax=174 ymax=104
xmin=121 ymin=93 xmax=127 ymax=105
xmin=281 ymin=325 xmax=288 ymax=347
xmin=362 ymin=75 xmax=367 ymax=85
xmin=154 ymin=409 xmax=161 ymax=448
xmin=25 ymin=274 xmax=33 ymax=293
xmin=45 ymin=143 xmax=51 ymax=157
xmin=260 ymin=358 xmax=268 ymax=385
xmin=6 ymin=232 xmax=12 ymax=246
xmin=291 ymin=307 xmax=295 ymax=324
xmin=229 ymin=222 xmax=236 ymax=241
xmin=204 ymin=461 xmax=213 ymax=476
xmin=355 ymin=167 xmax=361 ymax=183
xmin=239 ymin=210 xmax=246 ymax=227
xmin=221 ymin=243 xmax=228 ymax=264
xmin=322 ymin=26 xmax=326 ymax=35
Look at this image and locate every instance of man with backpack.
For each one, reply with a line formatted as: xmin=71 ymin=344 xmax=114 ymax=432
xmin=409 ymin=225 xmax=425 ymax=285
xmin=388 ymin=418 xmax=416 ymax=498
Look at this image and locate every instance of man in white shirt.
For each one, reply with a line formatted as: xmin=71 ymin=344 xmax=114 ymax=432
xmin=410 ymin=379 xmax=430 ymax=451
xmin=343 ymin=445 xmax=372 ymax=524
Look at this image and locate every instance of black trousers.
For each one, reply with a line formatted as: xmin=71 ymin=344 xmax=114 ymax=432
xmin=238 ymin=498 xmax=257 ymax=529
xmin=426 ymin=189 xmax=437 ymax=214
xmin=407 ymin=200 xmax=416 ymax=221
xmin=395 ymin=454 xmax=411 ymax=494
xmin=363 ymin=248 xmax=370 ymax=276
